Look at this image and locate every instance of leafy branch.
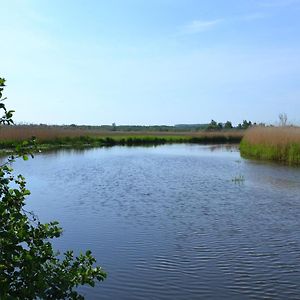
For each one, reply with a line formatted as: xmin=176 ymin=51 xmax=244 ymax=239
xmin=0 ymin=77 xmax=106 ymax=299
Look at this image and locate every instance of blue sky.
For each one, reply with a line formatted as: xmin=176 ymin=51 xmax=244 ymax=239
xmin=1 ymin=0 xmax=300 ymax=125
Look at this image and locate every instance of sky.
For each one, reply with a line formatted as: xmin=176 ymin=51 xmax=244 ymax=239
xmin=1 ymin=0 xmax=300 ymax=126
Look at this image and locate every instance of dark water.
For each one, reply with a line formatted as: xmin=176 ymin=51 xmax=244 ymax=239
xmin=13 ymin=145 xmax=300 ymax=299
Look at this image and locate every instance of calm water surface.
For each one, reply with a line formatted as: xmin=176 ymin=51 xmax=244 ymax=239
xmin=13 ymin=145 xmax=300 ymax=299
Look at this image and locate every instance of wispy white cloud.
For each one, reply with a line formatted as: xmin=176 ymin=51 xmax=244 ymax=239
xmin=179 ymin=12 xmax=269 ymax=36
xmin=239 ymin=12 xmax=268 ymax=21
xmin=181 ymin=19 xmax=223 ymax=34
xmin=259 ymin=0 xmax=300 ymax=8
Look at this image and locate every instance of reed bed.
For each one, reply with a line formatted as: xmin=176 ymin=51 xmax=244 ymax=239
xmin=240 ymin=126 xmax=300 ymax=165
xmin=0 ymin=125 xmax=244 ymax=149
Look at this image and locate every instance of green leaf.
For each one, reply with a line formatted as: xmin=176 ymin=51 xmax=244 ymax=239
xmin=0 ymin=75 xmax=106 ymax=299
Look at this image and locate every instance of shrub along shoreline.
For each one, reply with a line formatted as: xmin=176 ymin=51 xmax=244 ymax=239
xmin=240 ymin=126 xmax=300 ymax=165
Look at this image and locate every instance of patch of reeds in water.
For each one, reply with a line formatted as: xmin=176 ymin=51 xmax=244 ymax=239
xmin=240 ymin=126 xmax=300 ymax=165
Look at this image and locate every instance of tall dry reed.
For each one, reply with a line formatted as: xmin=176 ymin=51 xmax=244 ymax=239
xmin=240 ymin=126 xmax=300 ymax=165
xmin=242 ymin=126 xmax=300 ymax=146
xmin=0 ymin=125 xmax=244 ymax=142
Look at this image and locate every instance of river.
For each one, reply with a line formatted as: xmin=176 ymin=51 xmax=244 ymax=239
xmin=13 ymin=144 xmax=300 ymax=299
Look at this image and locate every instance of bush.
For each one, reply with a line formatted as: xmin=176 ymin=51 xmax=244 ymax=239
xmin=0 ymin=78 xmax=106 ymax=299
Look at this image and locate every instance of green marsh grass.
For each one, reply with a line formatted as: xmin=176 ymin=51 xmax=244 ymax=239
xmin=0 ymin=125 xmax=244 ymax=151
xmin=240 ymin=126 xmax=300 ymax=165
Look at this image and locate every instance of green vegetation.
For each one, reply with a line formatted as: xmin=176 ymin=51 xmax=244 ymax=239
xmin=0 ymin=133 xmax=244 ymax=154
xmin=207 ymin=120 xmax=223 ymax=130
xmin=17 ymin=118 xmax=254 ymax=133
xmin=0 ymin=124 xmax=245 ymax=154
xmin=232 ymin=175 xmax=245 ymax=183
xmin=240 ymin=127 xmax=300 ymax=165
xmin=0 ymin=78 xmax=106 ymax=299
xmin=237 ymin=120 xmax=253 ymax=130
xmin=206 ymin=119 xmax=253 ymax=131
xmin=240 ymin=140 xmax=300 ymax=165
xmin=224 ymin=121 xmax=233 ymax=129
xmin=0 ymin=117 xmax=251 ymax=153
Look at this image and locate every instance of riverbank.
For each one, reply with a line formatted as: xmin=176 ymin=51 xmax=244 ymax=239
xmin=240 ymin=126 xmax=300 ymax=165
xmin=0 ymin=126 xmax=244 ymax=154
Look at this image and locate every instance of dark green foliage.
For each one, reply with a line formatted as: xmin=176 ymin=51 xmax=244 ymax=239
xmin=0 ymin=77 xmax=106 ymax=299
xmin=206 ymin=120 xmax=225 ymax=130
xmin=241 ymin=120 xmax=252 ymax=129
xmin=207 ymin=120 xmax=219 ymax=130
xmin=224 ymin=121 xmax=233 ymax=129
xmin=0 ymin=79 xmax=14 ymax=125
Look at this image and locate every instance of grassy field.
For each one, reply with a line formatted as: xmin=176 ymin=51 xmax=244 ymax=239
xmin=0 ymin=125 xmax=244 ymax=150
xmin=240 ymin=126 xmax=300 ymax=165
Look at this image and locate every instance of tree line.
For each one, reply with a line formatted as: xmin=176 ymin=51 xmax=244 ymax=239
xmin=14 ymin=120 xmax=257 ymax=132
xmin=207 ymin=120 xmax=254 ymax=130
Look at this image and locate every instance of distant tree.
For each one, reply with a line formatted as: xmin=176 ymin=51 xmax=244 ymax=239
xmin=210 ymin=120 xmax=217 ymax=126
xmin=278 ymin=113 xmax=288 ymax=126
xmin=112 ymin=122 xmax=117 ymax=131
xmin=217 ymin=122 xmax=223 ymax=130
xmin=207 ymin=119 xmax=218 ymax=130
xmin=241 ymin=120 xmax=252 ymax=130
xmin=224 ymin=121 xmax=233 ymax=129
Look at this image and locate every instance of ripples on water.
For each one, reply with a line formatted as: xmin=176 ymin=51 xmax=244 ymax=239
xmin=13 ymin=145 xmax=300 ymax=299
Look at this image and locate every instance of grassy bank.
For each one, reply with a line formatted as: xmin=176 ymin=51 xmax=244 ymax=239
xmin=240 ymin=126 xmax=300 ymax=165
xmin=0 ymin=125 xmax=244 ymax=152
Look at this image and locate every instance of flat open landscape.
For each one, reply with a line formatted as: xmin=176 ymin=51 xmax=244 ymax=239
xmin=2 ymin=1 xmax=300 ymax=298
xmin=0 ymin=125 xmax=245 ymax=149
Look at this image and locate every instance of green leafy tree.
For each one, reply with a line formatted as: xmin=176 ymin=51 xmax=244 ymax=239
xmin=207 ymin=119 xmax=218 ymax=130
xmin=224 ymin=121 xmax=233 ymax=129
xmin=0 ymin=78 xmax=106 ymax=299
xmin=242 ymin=120 xmax=252 ymax=129
xmin=207 ymin=120 xmax=224 ymax=131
